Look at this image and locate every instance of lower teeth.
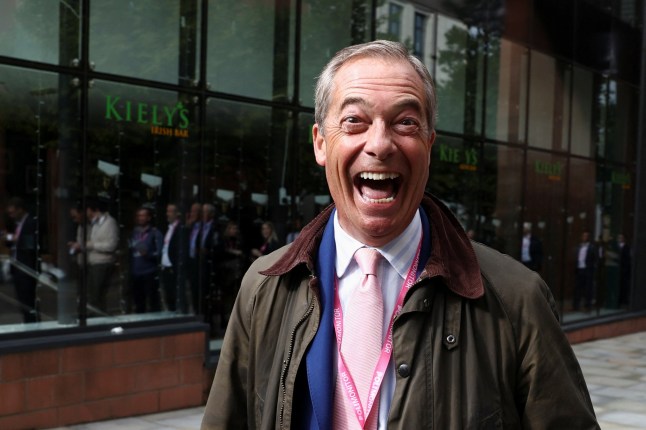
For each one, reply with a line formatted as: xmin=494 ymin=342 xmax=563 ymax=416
xmin=366 ymin=196 xmax=394 ymax=203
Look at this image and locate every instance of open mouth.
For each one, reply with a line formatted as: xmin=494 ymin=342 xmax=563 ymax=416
xmin=355 ymin=171 xmax=401 ymax=203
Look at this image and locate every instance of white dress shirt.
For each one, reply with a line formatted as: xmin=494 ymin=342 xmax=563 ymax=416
xmin=334 ymin=210 xmax=422 ymax=429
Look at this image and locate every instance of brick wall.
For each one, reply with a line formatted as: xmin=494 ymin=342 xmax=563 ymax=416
xmin=0 ymin=331 xmax=208 ymax=430
xmin=566 ymin=315 xmax=646 ymax=344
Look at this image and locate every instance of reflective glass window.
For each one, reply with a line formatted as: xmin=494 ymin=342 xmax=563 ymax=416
xmin=435 ymin=15 xmax=484 ymax=135
xmin=376 ymin=2 xmax=435 ymax=71
xmin=0 ymin=0 xmax=80 ymax=65
xmin=570 ymin=67 xmax=598 ymax=157
xmin=604 ymin=80 xmax=638 ymax=163
xmin=207 ymin=0 xmax=294 ymax=100
xmin=86 ymin=81 xmax=199 ymax=321
xmin=527 ymin=51 xmax=570 ymax=152
xmin=524 ymin=150 xmax=568 ymax=301
xmin=300 ymin=0 xmax=372 ymax=106
xmin=89 ymin=0 xmax=200 ymax=85
xmin=481 ymin=144 xmax=524 ymax=256
xmin=485 ymin=38 xmax=528 ymax=143
xmin=428 ymin=136 xmax=481 ymax=230
xmin=0 ymin=65 xmax=81 ymax=331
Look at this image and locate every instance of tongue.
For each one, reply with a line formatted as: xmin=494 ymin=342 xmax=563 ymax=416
xmin=360 ymin=180 xmax=395 ymax=200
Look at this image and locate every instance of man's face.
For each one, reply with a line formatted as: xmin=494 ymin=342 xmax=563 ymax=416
xmin=189 ymin=203 xmax=201 ymax=223
xmin=7 ymin=205 xmax=21 ymax=221
xmin=136 ymin=209 xmax=150 ymax=226
xmin=312 ymin=57 xmax=435 ymax=247
xmin=582 ymin=232 xmax=590 ymax=243
xmin=202 ymin=207 xmax=213 ymax=222
xmin=166 ymin=205 xmax=178 ymax=223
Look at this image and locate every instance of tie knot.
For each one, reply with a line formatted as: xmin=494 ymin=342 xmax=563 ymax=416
xmin=354 ymin=248 xmax=381 ymax=276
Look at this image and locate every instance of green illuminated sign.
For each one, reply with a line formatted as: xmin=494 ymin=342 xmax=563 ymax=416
xmin=104 ymin=95 xmax=190 ymax=137
xmin=438 ymin=144 xmax=478 ymax=171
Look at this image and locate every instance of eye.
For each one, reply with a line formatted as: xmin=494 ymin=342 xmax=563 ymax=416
xmin=393 ymin=117 xmax=420 ymax=135
xmin=341 ymin=116 xmax=368 ymax=134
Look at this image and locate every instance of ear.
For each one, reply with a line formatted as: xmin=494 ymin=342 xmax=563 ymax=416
xmin=427 ymin=130 xmax=436 ymax=166
xmin=312 ymin=123 xmax=327 ymax=167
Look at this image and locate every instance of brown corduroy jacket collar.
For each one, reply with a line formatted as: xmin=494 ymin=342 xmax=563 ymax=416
xmin=262 ymin=193 xmax=484 ymax=299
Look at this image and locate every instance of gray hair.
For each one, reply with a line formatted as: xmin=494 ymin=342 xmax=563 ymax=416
xmin=314 ymin=40 xmax=437 ymax=135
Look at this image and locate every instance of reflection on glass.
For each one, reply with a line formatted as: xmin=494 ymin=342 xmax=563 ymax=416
xmin=300 ymin=0 xmax=372 ymax=106
xmin=570 ymin=67 xmax=595 ymax=157
xmin=435 ymin=15 xmax=483 ymax=135
xmin=429 ymin=136 xmax=481 ymax=231
xmin=524 ymin=150 xmax=567 ymax=303
xmin=485 ymin=39 xmax=528 ymax=143
xmin=0 ymin=0 xmax=78 ymax=65
xmin=87 ymin=80 xmax=198 ymax=321
xmin=90 ymin=0 xmax=199 ymax=84
xmin=481 ymin=144 xmax=524 ymax=256
xmin=376 ymin=2 xmax=435 ymax=71
xmin=208 ymin=0 xmax=294 ymax=100
xmin=0 ymin=65 xmax=81 ymax=331
xmin=527 ymin=51 xmax=570 ymax=151
xmin=604 ymin=80 xmax=638 ymax=163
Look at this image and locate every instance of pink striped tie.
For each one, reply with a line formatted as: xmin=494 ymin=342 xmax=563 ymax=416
xmin=334 ymin=248 xmax=384 ymax=430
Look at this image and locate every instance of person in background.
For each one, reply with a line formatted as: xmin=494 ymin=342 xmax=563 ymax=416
xmin=199 ymin=203 xmax=218 ymax=323
xmin=202 ymin=40 xmax=598 ymax=429
xmin=5 ymin=197 xmax=39 ymax=323
xmin=286 ymin=216 xmax=303 ymax=244
xmin=520 ymin=223 xmax=543 ymax=272
xmin=214 ymin=220 xmax=246 ymax=328
xmin=129 ymin=206 xmax=163 ymax=313
xmin=186 ymin=202 xmax=202 ymax=314
xmin=573 ymin=230 xmax=598 ymax=312
xmin=69 ymin=198 xmax=119 ymax=314
xmin=160 ymin=203 xmax=184 ymax=312
xmin=250 ymin=221 xmax=279 ymax=261
xmin=617 ymin=233 xmax=632 ymax=308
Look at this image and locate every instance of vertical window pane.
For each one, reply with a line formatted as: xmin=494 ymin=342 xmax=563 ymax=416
xmin=604 ymin=80 xmax=638 ymax=163
xmin=570 ymin=67 xmax=596 ymax=157
xmin=0 ymin=65 xmax=80 ymax=330
xmin=435 ymin=15 xmax=484 ymax=135
xmin=300 ymin=0 xmax=372 ymax=106
xmin=208 ymin=0 xmax=294 ymax=100
xmin=428 ymin=136 xmax=481 ymax=230
xmin=524 ymin=151 xmax=568 ymax=305
xmin=87 ymin=82 xmax=199 ymax=320
xmin=527 ymin=51 xmax=570 ymax=151
xmin=482 ymin=144 xmax=524 ymax=256
xmin=90 ymin=0 xmax=200 ymax=84
xmin=485 ymin=38 xmax=528 ymax=143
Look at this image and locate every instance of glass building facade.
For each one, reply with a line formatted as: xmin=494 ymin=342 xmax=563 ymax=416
xmin=0 ymin=0 xmax=644 ymax=346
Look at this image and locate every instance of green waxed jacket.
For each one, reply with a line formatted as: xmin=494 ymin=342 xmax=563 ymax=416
xmin=202 ymin=195 xmax=599 ymax=430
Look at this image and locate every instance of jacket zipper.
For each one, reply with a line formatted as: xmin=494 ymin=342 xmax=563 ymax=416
xmin=279 ymin=295 xmax=316 ymax=429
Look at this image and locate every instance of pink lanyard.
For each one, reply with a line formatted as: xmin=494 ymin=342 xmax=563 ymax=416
xmin=333 ymin=239 xmax=422 ymax=428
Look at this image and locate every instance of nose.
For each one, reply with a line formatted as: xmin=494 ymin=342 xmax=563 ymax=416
xmin=364 ymin=120 xmax=396 ymax=160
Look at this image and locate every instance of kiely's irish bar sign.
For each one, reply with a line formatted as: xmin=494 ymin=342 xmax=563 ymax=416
xmin=104 ymin=95 xmax=190 ymax=137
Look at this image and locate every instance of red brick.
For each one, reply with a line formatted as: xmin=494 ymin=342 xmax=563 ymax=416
xmin=1 ymin=349 xmax=60 ymax=380
xmin=114 ymin=337 xmax=162 ymax=364
xmin=26 ymin=373 xmax=84 ymax=410
xmin=0 ymin=408 xmax=57 ymax=430
xmin=159 ymin=383 xmax=203 ymax=410
xmin=162 ymin=332 xmax=205 ymax=358
xmin=135 ymin=360 xmax=179 ymax=390
xmin=85 ymin=366 xmax=137 ymax=400
xmin=0 ymin=381 xmax=25 ymax=415
xmin=62 ymin=342 xmax=113 ymax=372
xmin=110 ymin=391 xmax=159 ymax=418
xmin=58 ymin=399 xmax=112 ymax=426
xmin=180 ymin=356 xmax=204 ymax=384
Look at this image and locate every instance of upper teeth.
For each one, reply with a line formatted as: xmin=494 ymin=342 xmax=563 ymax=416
xmin=360 ymin=172 xmax=399 ymax=180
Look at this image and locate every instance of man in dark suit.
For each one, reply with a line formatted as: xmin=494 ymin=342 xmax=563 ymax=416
xmin=520 ymin=224 xmax=543 ymax=272
xmin=160 ymin=203 xmax=185 ymax=312
xmin=5 ymin=197 xmax=39 ymax=323
xmin=199 ymin=203 xmax=218 ymax=329
xmin=573 ymin=231 xmax=598 ymax=311
xmin=617 ymin=233 xmax=632 ymax=307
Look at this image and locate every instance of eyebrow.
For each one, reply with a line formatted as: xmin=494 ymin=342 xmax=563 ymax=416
xmin=338 ymin=96 xmax=424 ymax=116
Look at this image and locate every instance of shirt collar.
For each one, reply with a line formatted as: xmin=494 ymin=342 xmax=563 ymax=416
xmin=333 ymin=210 xmax=422 ymax=279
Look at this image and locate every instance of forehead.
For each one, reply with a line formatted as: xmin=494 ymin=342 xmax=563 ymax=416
xmin=330 ymin=57 xmax=426 ymax=107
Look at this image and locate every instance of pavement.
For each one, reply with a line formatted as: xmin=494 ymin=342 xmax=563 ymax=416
xmin=48 ymin=331 xmax=646 ymax=430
